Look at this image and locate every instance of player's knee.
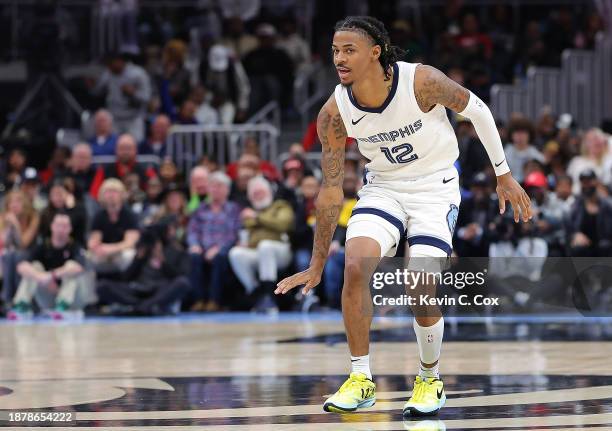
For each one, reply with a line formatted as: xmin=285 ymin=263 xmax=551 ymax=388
xmin=343 ymin=256 xmax=369 ymax=287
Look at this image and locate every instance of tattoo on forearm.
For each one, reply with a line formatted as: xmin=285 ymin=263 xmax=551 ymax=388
xmin=415 ymin=65 xmax=469 ymax=113
xmin=311 ymin=105 xmax=347 ymax=266
xmin=318 ymin=111 xmax=346 ymax=187
xmin=312 ymin=203 xmax=342 ymax=263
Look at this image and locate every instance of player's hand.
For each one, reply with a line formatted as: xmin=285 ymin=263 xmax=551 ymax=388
xmin=275 ymin=266 xmax=322 ymax=296
xmin=496 ymin=172 xmax=533 ymax=223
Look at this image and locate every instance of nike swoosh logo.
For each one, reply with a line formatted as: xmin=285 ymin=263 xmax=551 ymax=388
xmin=351 ymin=359 xmax=359 ymax=362
xmin=352 ymin=114 xmax=367 ymax=125
xmin=495 ymin=158 xmax=506 ymax=168
xmin=437 ymin=388 xmax=443 ymax=399
xmin=442 ymin=177 xmax=455 ymax=184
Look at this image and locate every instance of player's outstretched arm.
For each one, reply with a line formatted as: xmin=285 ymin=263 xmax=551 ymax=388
xmin=275 ymin=95 xmax=346 ymax=295
xmin=414 ymin=64 xmax=532 ymax=223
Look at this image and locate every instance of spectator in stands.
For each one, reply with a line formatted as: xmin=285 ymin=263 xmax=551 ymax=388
xmin=515 ymin=20 xmax=549 ymax=74
xmin=221 ymin=16 xmax=259 ymax=59
xmin=20 ymin=167 xmax=47 ymax=211
xmin=276 ymin=157 xmax=305 ymax=208
xmin=105 ymin=134 xmax=155 ymax=186
xmin=40 ymin=146 xmax=71 ymax=186
xmin=0 ymin=190 xmax=40 ymax=305
xmin=139 ymin=114 xmax=171 ymax=158
xmin=454 ymin=172 xmax=499 ymax=257
xmin=191 ymin=85 xmax=219 ymax=125
xmin=152 ymin=183 xmax=189 ymax=243
xmin=282 ymin=157 xmax=306 ymax=191
xmin=39 ymin=179 xmax=87 ymax=246
xmin=140 ymin=176 xmax=164 ymax=224
xmin=550 ymin=175 xmax=576 ymax=213
xmin=243 ymin=24 xmax=294 ymax=111
xmin=566 ymin=169 xmax=612 ymax=257
xmin=158 ymin=159 xmax=181 ymax=187
xmin=229 ymin=164 xmax=257 ymax=208
xmin=226 ymin=139 xmax=279 ymax=182
xmin=199 ymin=44 xmax=250 ymax=123
xmin=158 ymin=39 xmax=191 ymax=110
xmin=545 ymin=7 xmax=576 ymax=64
xmin=456 ymin=116 xmax=489 ymax=184
xmin=176 ymin=100 xmax=199 ymax=125
xmin=91 ymin=52 xmax=152 ymax=142
xmin=89 ymin=109 xmax=118 ymax=156
xmin=277 ymin=17 xmax=311 ymax=74
xmin=187 ymin=172 xmax=240 ymax=311
xmin=1 ymin=148 xmax=27 ymax=190
xmin=322 ymin=169 xmax=359 ymax=310
xmin=96 ymin=215 xmax=190 ymax=315
xmin=123 ymin=172 xmax=147 ymax=214
xmin=291 ymin=175 xmax=319 ymax=278
xmin=228 ymin=176 xmax=294 ymax=311
xmin=88 ymin=179 xmax=140 ymax=275
xmin=7 ymin=213 xmax=88 ymax=320
xmin=504 ymin=117 xmax=544 ymax=182
xmin=567 ymin=128 xmax=612 ymax=193
xmin=575 ymin=12 xmax=605 ymax=50
xmin=454 ymin=13 xmax=493 ymax=61
xmin=399 ymin=18 xmax=430 ymax=60
xmin=187 ymin=166 xmax=209 ymax=213
xmin=65 ymin=143 xmax=104 ymax=199
xmin=524 ymin=171 xmax=566 ymax=256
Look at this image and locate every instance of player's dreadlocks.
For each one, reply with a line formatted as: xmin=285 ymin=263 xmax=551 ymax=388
xmin=334 ymin=16 xmax=405 ymax=80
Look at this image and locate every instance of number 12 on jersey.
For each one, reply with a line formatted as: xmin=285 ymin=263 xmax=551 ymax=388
xmin=380 ymin=143 xmax=419 ymax=164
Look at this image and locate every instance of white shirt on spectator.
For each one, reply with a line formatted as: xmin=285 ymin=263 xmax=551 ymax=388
xmin=567 ymin=154 xmax=612 ymax=193
xmin=504 ymin=144 xmax=545 ymax=182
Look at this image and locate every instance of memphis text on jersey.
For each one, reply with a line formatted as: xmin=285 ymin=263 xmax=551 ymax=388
xmin=355 ymin=119 xmax=423 ymax=145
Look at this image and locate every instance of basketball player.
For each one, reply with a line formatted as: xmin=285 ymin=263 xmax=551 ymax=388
xmin=275 ymin=16 xmax=532 ymax=416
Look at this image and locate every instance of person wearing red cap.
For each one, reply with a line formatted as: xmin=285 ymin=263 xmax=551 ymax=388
xmin=523 ymin=171 xmax=568 ymax=257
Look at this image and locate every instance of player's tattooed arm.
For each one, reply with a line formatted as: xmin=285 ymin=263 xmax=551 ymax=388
xmin=413 ymin=64 xmax=470 ymax=113
xmin=274 ymin=96 xmax=346 ymax=295
xmin=311 ymin=97 xmax=346 ymax=270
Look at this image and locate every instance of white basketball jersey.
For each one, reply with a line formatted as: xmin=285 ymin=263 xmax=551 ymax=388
xmin=334 ymin=61 xmax=459 ymax=180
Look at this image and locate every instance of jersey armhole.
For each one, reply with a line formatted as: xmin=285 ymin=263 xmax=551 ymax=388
xmin=333 ymin=86 xmax=354 ymax=138
xmin=407 ymin=62 xmax=427 ymax=114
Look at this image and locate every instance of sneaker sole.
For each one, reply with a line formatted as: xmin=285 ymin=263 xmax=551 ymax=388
xmin=324 ymin=398 xmax=376 ymax=413
xmin=403 ymin=396 xmax=446 ymax=417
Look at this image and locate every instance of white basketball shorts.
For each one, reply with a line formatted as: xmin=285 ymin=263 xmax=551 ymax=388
xmin=346 ymin=165 xmax=461 ymax=258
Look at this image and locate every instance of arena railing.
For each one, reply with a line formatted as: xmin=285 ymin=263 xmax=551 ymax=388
xmin=167 ymin=123 xmax=279 ymax=174
xmin=245 ymin=101 xmax=281 ymax=131
xmin=491 ymin=31 xmax=611 ymax=127
xmin=92 ymin=155 xmax=162 ymax=168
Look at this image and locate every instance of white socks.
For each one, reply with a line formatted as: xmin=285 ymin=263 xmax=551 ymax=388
xmin=413 ymin=317 xmax=444 ymax=379
xmin=348 ymin=318 xmax=443 ymax=381
xmin=350 ymin=354 xmax=372 ymax=379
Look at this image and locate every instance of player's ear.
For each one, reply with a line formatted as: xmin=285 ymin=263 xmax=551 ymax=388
xmin=371 ymin=44 xmax=381 ymax=61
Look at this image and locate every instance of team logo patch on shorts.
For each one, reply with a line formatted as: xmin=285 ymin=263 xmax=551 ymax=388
xmin=446 ymin=204 xmax=459 ymax=235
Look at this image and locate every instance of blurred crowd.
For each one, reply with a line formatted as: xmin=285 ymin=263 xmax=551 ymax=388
xmin=75 ymin=11 xmax=309 ymax=142
xmin=369 ymin=3 xmax=607 ymax=100
xmin=0 ymin=2 xmax=610 ymax=319
xmin=1 ymin=106 xmax=612 ymax=318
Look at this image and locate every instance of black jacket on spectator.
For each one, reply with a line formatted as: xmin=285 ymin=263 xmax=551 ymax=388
xmin=454 ymin=195 xmax=500 ymax=257
xmin=122 ymin=241 xmax=189 ymax=284
xmin=566 ymin=196 xmax=612 ymax=254
xmin=290 ymin=195 xmax=314 ymax=251
xmin=91 ymin=206 xmax=139 ymax=243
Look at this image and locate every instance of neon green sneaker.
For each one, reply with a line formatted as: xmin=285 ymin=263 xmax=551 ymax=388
xmin=403 ymin=376 xmax=446 ymax=416
xmin=323 ymin=372 xmax=376 ymax=413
